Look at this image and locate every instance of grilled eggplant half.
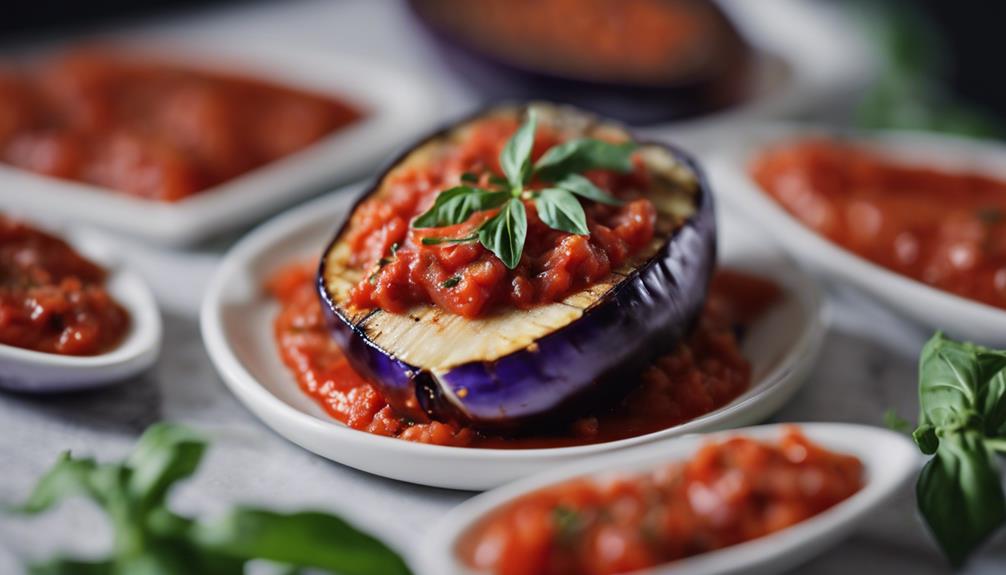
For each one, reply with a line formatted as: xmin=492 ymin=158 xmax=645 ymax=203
xmin=319 ymin=103 xmax=715 ymax=431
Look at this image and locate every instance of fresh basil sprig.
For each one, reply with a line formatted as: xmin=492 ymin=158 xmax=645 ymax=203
xmin=10 ymin=423 xmax=411 ymax=575
xmin=413 ymin=110 xmax=636 ymax=269
xmin=901 ymin=332 xmax=1006 ymax=567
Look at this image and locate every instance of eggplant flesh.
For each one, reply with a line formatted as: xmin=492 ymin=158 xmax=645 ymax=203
xmin=319 ymin=104 xmax=715 ymax=431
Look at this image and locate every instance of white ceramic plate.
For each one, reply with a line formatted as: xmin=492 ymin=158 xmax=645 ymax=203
xmin=0 ymin=227 xmax=162 ymax=392
xmin=417 ymin=423 xmax=918 ymax=575
xmin=201 ymin=186 xmax=826 ymax=490
xmin=707 ymin=123 xmax=1006 ymax=346
xmin=0 ymin=39 xmax=436 ymax=246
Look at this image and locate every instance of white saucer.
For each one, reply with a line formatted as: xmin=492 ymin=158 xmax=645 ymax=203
xmin=201 ymin=186 xmax=825 ymax=490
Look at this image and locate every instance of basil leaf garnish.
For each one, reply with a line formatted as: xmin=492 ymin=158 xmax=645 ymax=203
xmin=479 ymin=198 xmax=526 ymax=269
xmin=554 ymin=173 xmax=624 ymax=206
xmin=535 ymin=188 xmax=589 ymax=235
xmin=413 ymin=110 xmax=635 ymax=269
xmin=412 ymin=186 xmax=508 ymax=229
xmin=917 ymin=430 xmax=1006 ymax=567
xmin=500 ymin=109 xmax=537 ymax=188
xmin=900 ymin=332 xmax=1006 ymax=567
xmin=534 ymin=138 xmax=636 ymax=181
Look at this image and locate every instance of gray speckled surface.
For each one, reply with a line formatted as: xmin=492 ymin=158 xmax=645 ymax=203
xmin=1 ymin=1 xmax=1005 ymax=574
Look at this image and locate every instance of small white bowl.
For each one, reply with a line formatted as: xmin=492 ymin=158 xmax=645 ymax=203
xmin=0 ymin=38 xmax=437 ymax=246
xmin=0 ymin=229 xmax=162 ymax=392
xmin=707 ymin=123 xmax=1006 ymax=346
xmin=201 ymin=185 xmax=825 ymax=490
xmin=417 ymin=423 xmax=919 ymax=575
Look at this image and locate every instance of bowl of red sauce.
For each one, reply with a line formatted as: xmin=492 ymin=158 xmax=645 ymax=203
xmin=709 ymin=125 xmax=1006 ymax=345
xmin=0 ymin=39 xmax=435 ymax=245
xmin=0 ymin=214 xmax=161 ymax=391
xmin=418 ymin=423 xmax=916 ymax=575
xmin=407 ymin=0 xmax=753 ymax=124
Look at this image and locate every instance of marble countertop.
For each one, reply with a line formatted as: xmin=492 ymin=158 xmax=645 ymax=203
xmin=1 ymin=1 xmax=1004 ymax=573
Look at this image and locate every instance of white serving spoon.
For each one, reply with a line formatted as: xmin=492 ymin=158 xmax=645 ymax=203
xmin=0 ymin=228 xmax=162 ymax=392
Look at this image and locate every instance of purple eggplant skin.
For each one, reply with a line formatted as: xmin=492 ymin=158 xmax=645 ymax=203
xmin=318 ymin=104 xmax=716 ymax=432
xmin=405 ymin=0 xmax=752 ymax=125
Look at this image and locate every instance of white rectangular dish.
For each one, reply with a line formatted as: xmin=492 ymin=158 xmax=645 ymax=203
xmin=0 ymin=38 xmax=437 ymax=246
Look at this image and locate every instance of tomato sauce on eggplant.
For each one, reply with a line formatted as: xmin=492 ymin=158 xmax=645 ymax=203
xmin=0 ymin=49 xmax=361 ymax=201
xmin=268 ymin=263 xmax=777 ymax=448
xmin=753 ymin=139 xmax=1006 ymax=310
xmin=344 ymin=116 xmax=656 ymax=318
xmin=0 ymin=215 xmax=129 ymax=355
xmin=458 ymin=427 xmax=862 ymax=575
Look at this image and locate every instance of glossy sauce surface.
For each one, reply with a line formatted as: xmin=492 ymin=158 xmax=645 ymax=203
xmin=269 ymin=265 xmax=778 ymax=448
xmin=0 ymin=49 xmax=361 ymax=201
xmin=0 ymin=215 xmax=129 ymax=355
xmin=344 ymin=116 xmax=657 ymax=318
xmin=460 ymin=427 xmax=863 ymax=575
xmin=753 ymin=139 xmax=1006 ymax=310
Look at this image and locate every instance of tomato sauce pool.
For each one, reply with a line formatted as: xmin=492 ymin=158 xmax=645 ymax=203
xmin=458 ymin=427 xmax=863 ymax=575
xmin=752 ymin=139 xmax=1006 ymax=310
xmin=268 ymin=264 xmax=779 ymax=448
xmin=0 ymin=215 xmax=129 ymax=355
xmin=0 ymin=49 xmax=362 ymax=201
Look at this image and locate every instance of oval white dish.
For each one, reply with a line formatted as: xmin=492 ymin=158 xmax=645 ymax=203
xmin=0 ymin=38 xmax=436 ymax=246
xmin=706 ymin=123 xmax=1006 ymax=346
xmin=200 ymin=187 xmax=825 ymax=490
xmin=417 ymin=422 xmax=919 ymax=575
xmin=0 ymin=227 xmax=162 ymax=392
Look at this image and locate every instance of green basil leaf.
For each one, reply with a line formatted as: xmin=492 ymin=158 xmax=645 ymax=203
xmin=534 ymin=139 xmax=635 ymax=181
xmin=478 ymin=198 xmax=527 ymax=269
xmin=499 ymin=110 xmax=537 ymax=188
xmin=913 ymin=424 xmax=939 ymax=455
xmin=917 ymin=430 xmax=1006 ymax=567
xmin=193 ymin=508 xmax=412 ymax=575
xmin=917 ymin=333 xmax=1006 ymax=443
xmin=412 ymin=187 xmax=508 ymax=229
xmin=535 ymin=188 xmax=588 ymax=235
xmin=29 ymin=558 xmax=114 ymax=575
xmin=126 ymin=424 xmax=206 ymax=509
xmin=15 ymin=452 xmax=99 ymax=514
xmin=554 ymin=173 xmax=624 ymax=206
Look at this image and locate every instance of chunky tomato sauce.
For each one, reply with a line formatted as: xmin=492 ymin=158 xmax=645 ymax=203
xmin=0 ymin=49 xmax=361 ymax=201
xmin=460 ymin=427 xmax=863 ymax=575
xmin=268 ymin=264 xmax=778 ymax=448
xmin=753 ymin=139 xmax=1006 ymax=310
xmin=344 ymin=117 xmax=657 ymax=318
xmin=0 ymin=215 xmax=129 ymax=355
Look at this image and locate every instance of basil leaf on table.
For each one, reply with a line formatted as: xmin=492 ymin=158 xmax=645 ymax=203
xmin=479 ymin=198 xmax=527 ymax=269
xmin=916 ymin=430 xmax=1006 ymax=568
xmin=905 ymin=332 xmax=1006 ymax=567
xmin=534 ymin=138 xmax=636 ymax=181
xmin=553 ymin=173 xmax=624 ymax=206
xmin=499 ymin=109 xmax=537 ymax=188
xmin=194 ymin=509 xmax=411 ymax=575
xmin=535 ymin=188 xmax=589 ymax=235
xmin=412 ymin=186 xmax=508 ymax=229
xmin=10 ymin=423 xmax=413 ymax=575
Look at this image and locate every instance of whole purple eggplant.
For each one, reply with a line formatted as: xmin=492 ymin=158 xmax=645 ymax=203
xmin=318 ymin=103 xmax=715 ymax=431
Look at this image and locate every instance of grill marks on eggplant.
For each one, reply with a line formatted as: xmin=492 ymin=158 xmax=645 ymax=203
xmin=319 ymin=104 xmax=712 ymax=428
